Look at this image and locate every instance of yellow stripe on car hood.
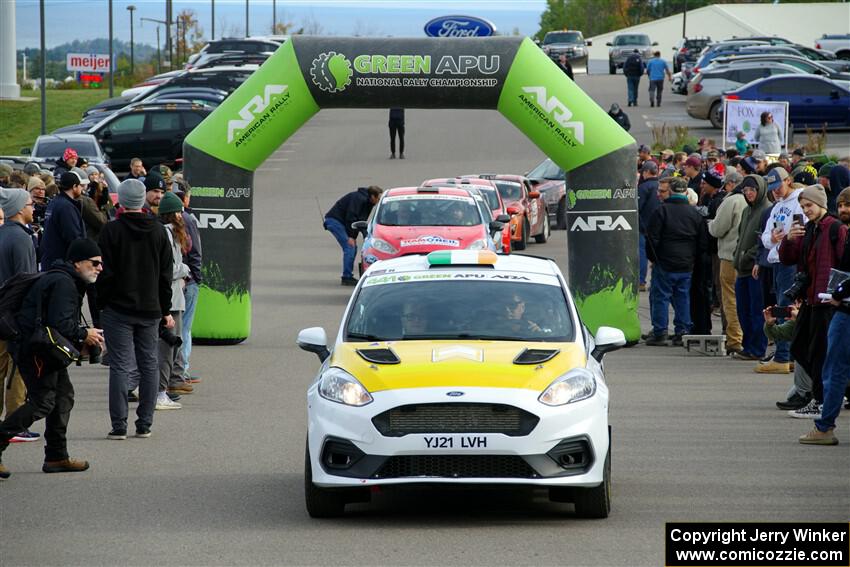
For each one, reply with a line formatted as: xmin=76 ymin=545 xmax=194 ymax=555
xmin=331 ymin=341 xmax=586 ymax=392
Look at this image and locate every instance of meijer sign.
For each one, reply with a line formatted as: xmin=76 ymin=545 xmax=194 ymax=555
xmin=66 ymin=53 xmax=112 ymax=73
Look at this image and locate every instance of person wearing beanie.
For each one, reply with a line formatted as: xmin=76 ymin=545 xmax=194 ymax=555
xmin=827 ymin=164 xmax=850 ymax=214
xmin=792 ymin=164 xmax=818 ymax=186
xmin=0 ymin=238 xmax=105 ymax=479
xmin=607 ymin=103 xmax=631 ymax=132
xmin=52 ymin=148 xmax=78 ymax=185
xmin=644 ymin=176 xmax=707 ymax=345
xmin=837 ymin=187 xmax=850 ymax=225
xmin=0 ymin=163 xmax=12 ymax=185
xmin=38 ymin=170 xmax=87 ymax=272
xmin=142 ymin=171 xmax=166 ymax=215
xmin=155 ymin=191 xmax=193 ymax=403
xmin=97 ymin=174 xmax=174 ymax=437
xmin=778 ymin=185 xmax=849 ymax=426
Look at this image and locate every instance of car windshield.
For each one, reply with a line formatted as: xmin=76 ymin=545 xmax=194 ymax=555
xmin=472 ymin=186 xmax=500 ymax=210
xmin=685 ymin=39 xmax=711 ymax=49
xmin=376 ymin=195 xmax=482 ymax=227
xmin=347 ymin=280 xmax=574 ymax=342
xmin=527 ymin=159 xmax=564 ymax=181
xmin=34 ymin=139 xmax=98 ymax=159
xmin=494 ymin=181 xmax=523 ymax=202
xmin=544 ymin=32 xmax=582 ymax=44
xmin=614 ymin=35 xmax=650 ymax=46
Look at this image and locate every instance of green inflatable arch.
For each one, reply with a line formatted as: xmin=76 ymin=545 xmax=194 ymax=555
xmin=183 ymin=36 xmax=639 ymax=343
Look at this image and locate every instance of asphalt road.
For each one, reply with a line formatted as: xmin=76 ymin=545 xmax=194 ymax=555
xmin=2 ymin=72 xmax=848 ymax=566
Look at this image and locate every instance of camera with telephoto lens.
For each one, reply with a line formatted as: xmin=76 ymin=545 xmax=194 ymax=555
xmin=158 ymin=321 xmax=183 ymax=347
xmin=784 ymin=272 xmax=810 ymax=301
xmin=88 ymin=343 xmax=102 ymax=364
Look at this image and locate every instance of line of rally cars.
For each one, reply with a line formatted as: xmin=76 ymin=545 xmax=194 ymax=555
xmin=357 ymin=174 xmax=553 ymax=274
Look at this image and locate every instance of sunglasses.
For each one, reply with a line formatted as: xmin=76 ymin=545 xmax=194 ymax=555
xmin=87 ymin=259 xmax=103 ymax=267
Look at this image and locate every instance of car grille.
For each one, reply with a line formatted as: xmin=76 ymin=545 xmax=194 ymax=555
xmin=375 ymin=455 xmax=539 ymax=479
xmin=372 ymin=403 xmax=539 ymax=437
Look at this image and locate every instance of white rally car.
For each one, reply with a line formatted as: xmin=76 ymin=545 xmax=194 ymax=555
xmin=297 ymin=250 xmax=626 ymax=518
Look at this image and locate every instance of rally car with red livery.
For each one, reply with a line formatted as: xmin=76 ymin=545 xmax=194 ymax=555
xmin=356 ymin=186 xmax=508 ymax=274
xmin=462 ymin=174 xmax=549 ymax=250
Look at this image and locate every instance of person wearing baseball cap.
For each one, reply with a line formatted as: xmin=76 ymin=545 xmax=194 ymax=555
xmin=780 ymin=185 xmax=849 ymax=431
xmin=39 ymin=169 xmax=87 ymax=272
xmin=790 ymin=148 xmax=806 ymax=167
xmin=682 ymin=156 xmax=704 ymax=194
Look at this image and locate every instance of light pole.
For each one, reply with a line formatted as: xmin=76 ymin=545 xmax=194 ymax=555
xmin=141 ymin=17 xmax=166 ymax=74
xmin=40 ymin=0 xmax=46 ymax=134
xmin=245 ymin=0 xmax=249 ymax=37
xmin=211 ymin=0 xmax=215 ymax=40
xmin=108 ymin=0 xmax=114 ymax=97
xmin=127 ymin=5 xmax=136 ymax=77
xmin=272 ymin=0 xmax=276 ymax=34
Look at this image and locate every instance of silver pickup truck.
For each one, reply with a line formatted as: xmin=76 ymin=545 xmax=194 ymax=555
xmin=815 ymin=34 xmax=850 ymax=59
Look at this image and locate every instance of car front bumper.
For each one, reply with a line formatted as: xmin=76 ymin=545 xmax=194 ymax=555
xmin=307 ymin=385 xmax=609 ymax=488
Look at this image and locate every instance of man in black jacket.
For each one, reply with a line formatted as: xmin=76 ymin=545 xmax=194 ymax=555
xmin=324 ymin=186 xmax=383 ymax=286
xmin=0 ymin=239 xmax=105 ymax=479
xmin=39 ymin=171 xmax=87 ymax=271
xmin=638 ymin=161 xmax=660 ymax=290
xmin=97 ymin=179 xmax=173 ymax=440
xmin=623 ymin=50 xmax=645 ymax=107
xmin=645 ymin=177 xmax=708 ymax=345
xmin=607 ymin=103 xmax=630 ymax=132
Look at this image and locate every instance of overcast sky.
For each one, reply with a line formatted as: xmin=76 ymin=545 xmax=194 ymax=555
xmin=14 ymin=0 xmax=547 ymax=49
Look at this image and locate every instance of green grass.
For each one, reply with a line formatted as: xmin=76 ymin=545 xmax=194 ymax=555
xmin=0 ymin=89 xmax=111 ymax=155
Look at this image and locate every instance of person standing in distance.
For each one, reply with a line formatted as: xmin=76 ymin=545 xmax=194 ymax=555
xmin=0 ymin=239 xmax=106 ymax=479
xmin=622 ymin=49 xmax=645 ymax=107
xmin=324 ymin=186 xmax=383 ymax=286
xmin=97 ymin=179 xmax=174 ymax=440
xmin=388 ymin=108 xmax=405 ymax=160
xmin=645 ymin=51 xmax=672 ymax=108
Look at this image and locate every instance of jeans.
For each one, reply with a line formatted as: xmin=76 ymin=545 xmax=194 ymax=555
xmin=816 ymin=311 xmax=850 ymax=431
xmin=771 ymin=263 xmax=796 ymax=362
xmin=638 ymin=233 xmax=648 ymax=285
xmin=324 ymin=217 xmax=356 ymax=279
xmin=626 ymin=76 xmax=640 ymax=104
xmin=650 ymin=265 xmax=692 ymax=337
xmin=0 ymin=353 xmax=74 ymax=461
xmin=102 ymin=307 xmax=159 ymax=432
xmin=180 ymin=281 xmax=199 ymax=377
xmin=735 ymin=275 xmax=767 ymax=357
xmin=648 ymin=79 xmax=663 ymax=105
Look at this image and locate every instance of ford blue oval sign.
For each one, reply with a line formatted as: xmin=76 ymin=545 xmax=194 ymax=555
xmin=424 ymin=15 xmax=496 ymax=38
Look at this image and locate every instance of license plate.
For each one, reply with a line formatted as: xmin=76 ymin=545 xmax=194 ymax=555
xmin=423 ymin=435 xmax=489 ymax=449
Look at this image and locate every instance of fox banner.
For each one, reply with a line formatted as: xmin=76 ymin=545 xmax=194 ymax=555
xmin=722 ymin=98 xmax=789 ymax=153
xmin=184 ymin=36 xmax=637 ymax=343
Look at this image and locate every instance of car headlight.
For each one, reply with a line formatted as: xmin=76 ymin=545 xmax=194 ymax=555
xmin=371 ymin=238 xmax=398 ymax=254
xmin=318 ymin=367 xmax=373 ymax=406
xmin=539 ymin=368 xmax=596 ymax=406
xmin=467 ymin=239 xmax=487 ymax=250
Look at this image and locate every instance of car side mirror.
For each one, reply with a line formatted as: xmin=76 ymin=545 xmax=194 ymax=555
xmin=528 ymin=190 xmax=540 ymax=199
xmin=506 ymin=205 xmax=520 ymax=215
xmin=101 ymin=130 xmax=112 ymax=139
xmin=495 ymin=214 xmax=510 ymax=223
xmin=586 ymin=40 xmax=592 ymax=46
xmin=488 ymin=220 xmax=504 ymax=236
xmin=20 ymin=147 xmax=30 ymax=155
xmin=351 ymin=220 xmax=367 ymax=231
xmin=605 ymin=42 xmax=613 ymax=47
xmin=297 ymin=327 xmax=330 ymax=363
xmin=652 ymin=41 xmax=659 ymax=46
xmin=591 ymin=326 xmax=627 ymax=362
xmin=528 ymin=178 xmax=541 ymax=186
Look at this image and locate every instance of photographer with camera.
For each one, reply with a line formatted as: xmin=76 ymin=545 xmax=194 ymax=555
xmin=762 ymin=302 xmax=814 ymax=412
xmin=778 ymin=185 xmax=848 ymax=423
xmin=0 ymin=239 xmax=105 ymax=479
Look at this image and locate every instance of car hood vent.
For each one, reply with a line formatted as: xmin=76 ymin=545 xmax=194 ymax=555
xmin=513 ymin=348 xmax=560 ymax=365
xmin=356 ymin=348 xmax=401 ymax=365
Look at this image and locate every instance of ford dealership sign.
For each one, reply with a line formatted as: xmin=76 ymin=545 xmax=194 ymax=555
xmin=424 ymin=15 xmax=496 ymax=38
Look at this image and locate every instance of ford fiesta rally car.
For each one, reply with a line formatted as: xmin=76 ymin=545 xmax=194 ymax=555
xmin=297 ymin=250 xmax=626 ymax=518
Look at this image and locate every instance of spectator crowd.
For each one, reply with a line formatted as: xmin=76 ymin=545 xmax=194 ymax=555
xmin=637 ymin=140 xmax=850 ymax=445
xmin=0 ymin=153 xmax=202 ymax=479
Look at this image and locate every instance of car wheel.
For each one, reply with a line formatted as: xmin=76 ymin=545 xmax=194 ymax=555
xmin=304 ymin=442 xmax=347 ymax=518
xmin=709 ymin=101 xmax=723 ymax=129
xmin=534 ymin=212 xmax=549 ymax=243
xmin=555 ymin=197 xmax=568 ymax=230
xmin=573 ymin=448 xmax=611 ymax=519
xmin=608 ymin=61 xmax=616 ymax=75
xmin=514 ymin=219 xmax=528 ymax=251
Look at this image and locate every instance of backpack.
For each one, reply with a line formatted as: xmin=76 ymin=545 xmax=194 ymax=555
xmin=623 ymin=54 xmax=643 ymax=76
xmin=0 ymin=272 xmax=47 ymax=341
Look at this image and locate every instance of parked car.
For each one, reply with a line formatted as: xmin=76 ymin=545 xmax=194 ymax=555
xmin=193 ymin=52 xmax=271 ymax=70
xmin=723 ymin=75 xmax=850 ymax=129
xmin=815 ymin=34 xmax=850 ymax=59
xmin=672 ymin=36 xmax=711 ymax=72
xmin=607 ymin=34 xmax=657 ymax=74
xmin=120 ymin=70 xmax=182 ymax=98
xmin=540 ymin=30 xmax=591 ymax=71
xmin=526 ymin=158 xmax=567 ymax=230
xmin=61 ymin=102 xmax=213 ymax=172
xmin=687 ymin=63 xmax=805 ymax=128
xmin=462 ymin=174 xmax=549 ymax=250
xmin=76 ymin=87 xmax=226 ymax=129
xmin=185 ymin=37 xmax=283 ymax=69
xmin=23 ymin=133 xmax=110 ymax=167
xmin=692 ymin=40 xmax=770 ymax=73
xmin=729 ymin=35 xmax=793 ymax=46
xmin=707 ymin=54 xmax=850 ymax=85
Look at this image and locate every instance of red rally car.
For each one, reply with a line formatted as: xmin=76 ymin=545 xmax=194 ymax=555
xmin=462 ymin=174 xmax=549 ymax=250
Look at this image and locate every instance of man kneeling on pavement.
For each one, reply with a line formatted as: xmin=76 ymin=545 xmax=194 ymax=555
xmin=0 ymin=239 xmax=106 ymax=479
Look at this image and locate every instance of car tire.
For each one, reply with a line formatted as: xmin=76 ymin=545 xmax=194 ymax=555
xmin=534 ymin=212 xmax=550 ymax=243
xmin=514 ymin=220 xmax=528 ymax=251
xmin=304 ymin=443 xmax=347 ymax=518
xmin=573 ymin=448 xmax=611 ymax=519
xmin=709 ymin=101 xmax=723 ymax=130
xmin=609 ymin=61 xmax=616 ymax=75
xmin=555 ymin=197 xmax=568 ymax=230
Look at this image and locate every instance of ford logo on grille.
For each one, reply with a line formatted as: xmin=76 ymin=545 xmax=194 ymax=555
xmin=446 ymin=391 xmax=465 ymax=397
xmin=424 ymin=15 xmax=496 ymax=38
